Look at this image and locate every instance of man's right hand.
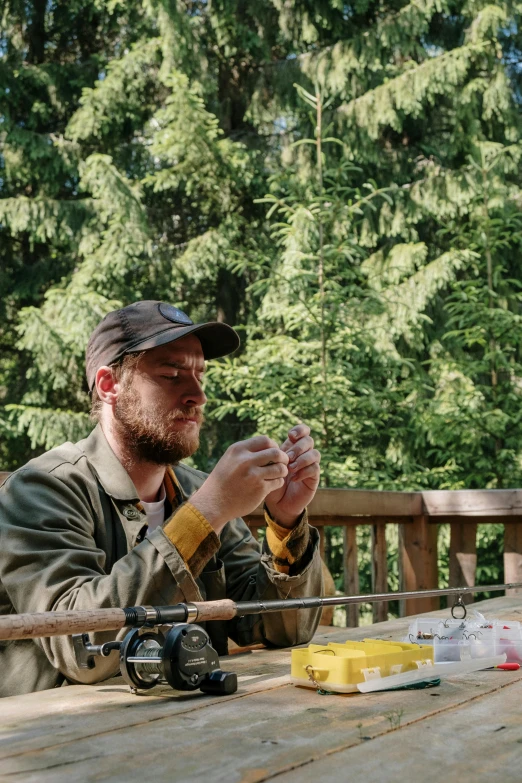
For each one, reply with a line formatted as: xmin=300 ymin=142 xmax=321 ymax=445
xmin=189 ymin=436 xmax=289 ymax=533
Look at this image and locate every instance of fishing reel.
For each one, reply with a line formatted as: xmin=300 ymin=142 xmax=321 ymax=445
xmin=72 ymin=623 xmax=237 ymax=696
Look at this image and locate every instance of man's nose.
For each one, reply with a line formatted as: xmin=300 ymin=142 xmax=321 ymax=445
xmin=180 ymin=378 xmax=207 ymax=407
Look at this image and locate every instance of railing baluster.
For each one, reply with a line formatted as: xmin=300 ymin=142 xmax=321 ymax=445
xmin=504 ymin=523 xmax=522 ymax=595
xmin=449 ymin=521 xmax=477 ymax=603
xmin=399 ymin=515 xmax=439 ymax=617
xmin=371 ymin=524 xmax=387 ymax=623
xmin=343 ymin=526 xmax=359 ymax=627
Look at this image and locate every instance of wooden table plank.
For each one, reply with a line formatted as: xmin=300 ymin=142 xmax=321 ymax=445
xmin=277 ymin=679 xmax=522 ymax=783
xmin=0 ymin=597 xmax=521 ymax=782
xmin=3 ymin=669 xmax=522 ymax=782
xmin=0 ymin=654 xmax=293 ymax=760
xmin=3 ymin=667 xmax=522 ymax=782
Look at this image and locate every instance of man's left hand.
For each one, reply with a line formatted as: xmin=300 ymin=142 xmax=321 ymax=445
xmin=264 ymin=424 xmax=320 ymax=528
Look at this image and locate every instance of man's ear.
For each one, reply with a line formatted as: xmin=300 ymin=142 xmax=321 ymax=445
xmin=95 ymin=366 xmax=120 ymax=406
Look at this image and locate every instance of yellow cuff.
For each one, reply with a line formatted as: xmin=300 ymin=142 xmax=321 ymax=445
xmin=265 ymin=507 xmax=309 ymax=574
xmin=163 ymin=501 xmax=219 ymax=578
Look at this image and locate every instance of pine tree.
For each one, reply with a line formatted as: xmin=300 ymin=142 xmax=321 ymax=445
xmin=208 ymin=85 xmax=401 ymax=488
xmin=0 ymin=0 xmax=141 ymax=465
xmin=413 ymin=142 xmax=522 ymax=489
xmin=0 ymin=0 xmax=283 ymax=461
xmin=210 ymin=2 xmax=522 ymax=491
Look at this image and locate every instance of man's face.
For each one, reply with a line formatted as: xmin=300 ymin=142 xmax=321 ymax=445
xmin=113 ymin=335 xmax=207 ymax=466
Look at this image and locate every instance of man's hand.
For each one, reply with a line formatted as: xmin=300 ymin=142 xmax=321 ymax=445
xmin=264 ymin=424 xmax=320 ymax=528
xmin=190 ymin=436 xmax=289 ymax=533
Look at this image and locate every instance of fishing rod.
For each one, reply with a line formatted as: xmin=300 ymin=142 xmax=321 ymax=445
xmin=2 ymin=583 xmax=519 ymax=697
xmin=1 ymin=581 xmax=520 ymax=643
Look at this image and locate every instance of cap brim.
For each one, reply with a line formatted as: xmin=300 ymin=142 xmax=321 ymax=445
xmin=126 ymin=321 xmax=240 ymax=360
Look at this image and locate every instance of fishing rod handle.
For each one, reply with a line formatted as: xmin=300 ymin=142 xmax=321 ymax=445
xmin=191 ymin=599 xmax=236 ymax=622
xmin=0 ymin=608 xmax=127 ymax=641
xmin=0 ymin=601 xmax=237 ymax=642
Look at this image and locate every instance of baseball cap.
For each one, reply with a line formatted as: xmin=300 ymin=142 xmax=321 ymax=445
xmin=86 ymin=301 xmax=240 ymax=390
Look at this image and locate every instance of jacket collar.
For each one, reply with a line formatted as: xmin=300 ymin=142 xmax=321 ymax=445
xmin=77 ymin=424 xmax=189 ymax=505
xmin=78 ymin=424 xmax=139 ymax=501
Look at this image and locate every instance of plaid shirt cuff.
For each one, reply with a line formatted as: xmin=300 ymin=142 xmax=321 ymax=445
xmin=163 ymin=501 xmax=220 ymax=578
xmin=264 ymin=506 xmax=310 ymax=574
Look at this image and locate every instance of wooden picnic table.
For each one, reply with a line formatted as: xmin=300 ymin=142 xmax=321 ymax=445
xmin=1 ymin=595 xmax=521 ymax=782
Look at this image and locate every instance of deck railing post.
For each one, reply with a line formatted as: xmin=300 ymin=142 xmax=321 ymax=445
xmin=399 ymin=514 xmax=439 ymax=616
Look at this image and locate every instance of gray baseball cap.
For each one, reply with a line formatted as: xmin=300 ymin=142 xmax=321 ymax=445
xmin=86 ymin=301 xmax=240 ymax=390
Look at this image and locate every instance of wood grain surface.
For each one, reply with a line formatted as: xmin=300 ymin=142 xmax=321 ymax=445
xmin=1 ymin=596 xmax=521 ymax=782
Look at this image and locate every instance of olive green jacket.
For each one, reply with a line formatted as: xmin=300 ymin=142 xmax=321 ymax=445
xmin=0 ymin=425 xmax=322 ymax=697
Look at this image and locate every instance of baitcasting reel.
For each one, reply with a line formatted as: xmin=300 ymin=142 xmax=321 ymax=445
xmin=73 ymin=622 xmax=237 ymax=696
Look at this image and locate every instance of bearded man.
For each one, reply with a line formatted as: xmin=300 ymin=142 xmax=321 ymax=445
xmin=0 ymin=301 xmax=323 ymax=697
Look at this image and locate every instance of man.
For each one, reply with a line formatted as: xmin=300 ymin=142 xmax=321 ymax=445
xmin=0 ymin=301 xmax=323 ymax=696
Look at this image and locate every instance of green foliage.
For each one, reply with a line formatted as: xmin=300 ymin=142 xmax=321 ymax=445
xmin=209 ymin=87 xmax=403 ymax=487
xmin=2 ymin=0 xmax=522 ymax=607
xmin=411 ymin=143 xmax=522 ymax=488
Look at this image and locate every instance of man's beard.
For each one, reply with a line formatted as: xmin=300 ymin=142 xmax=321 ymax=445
xmin=113 ymin=384 xmax=204 ymax=467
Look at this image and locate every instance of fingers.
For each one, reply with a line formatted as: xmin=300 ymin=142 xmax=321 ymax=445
xmin=287 ymin=448 xmax=321 ymax=478
xmin=288 ymin=424 xmax=310 ymax=442
xmin=281 ymin=422 xmax=316 ymax=477
xmin=226 ymin=438 xmax=289 ymax=482
xmin=230 ymin=432 xmax=318 ymax=484
xmin=285 ymin=435 xmax=314 ymax=464
xmin=251 ymin=447 xmax=289 ymax=468
xmin=289 ymin=462 xmax=320 ymax=487
xmin=281 ymin=424 xmax=310 ymax=453
xmin=256 ymin=461 xmax=288 ymax=480
xmin=242 ymin=435 xmax=280 ymax=453
xmin=264 ymin=477 xmax=286 ymax=490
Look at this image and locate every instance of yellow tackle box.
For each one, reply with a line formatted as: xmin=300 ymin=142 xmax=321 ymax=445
xmin=291 ymin=638 xmax=434 ymax=693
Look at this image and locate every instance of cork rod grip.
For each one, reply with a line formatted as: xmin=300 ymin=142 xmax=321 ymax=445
xmin=192 ymin=599 xmax=237 ymax=622
xmin=0 ymin=608 xmax=127 ymax=641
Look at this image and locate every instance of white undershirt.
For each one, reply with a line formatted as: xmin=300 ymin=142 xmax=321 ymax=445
xmin=141 ymin=483 xmax=167 ymax=534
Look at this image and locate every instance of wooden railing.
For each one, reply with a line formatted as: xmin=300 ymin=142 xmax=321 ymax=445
xmin=1 ymin=470 xmax=521 ymax=626
xmin=245 ymin=488 xmax=522 ymax=625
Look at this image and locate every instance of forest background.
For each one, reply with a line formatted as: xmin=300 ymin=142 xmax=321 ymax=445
xmin=2 ymin=0 xmax=522 ymax=620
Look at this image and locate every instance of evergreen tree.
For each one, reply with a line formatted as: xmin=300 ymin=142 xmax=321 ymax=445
xmin=413 ymin=142 xmax=522 ymax=489
xmin=208 ymin=85 xmax=401 ymax=487
xmin=0 ymin=0 xmax=283 ymax=462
